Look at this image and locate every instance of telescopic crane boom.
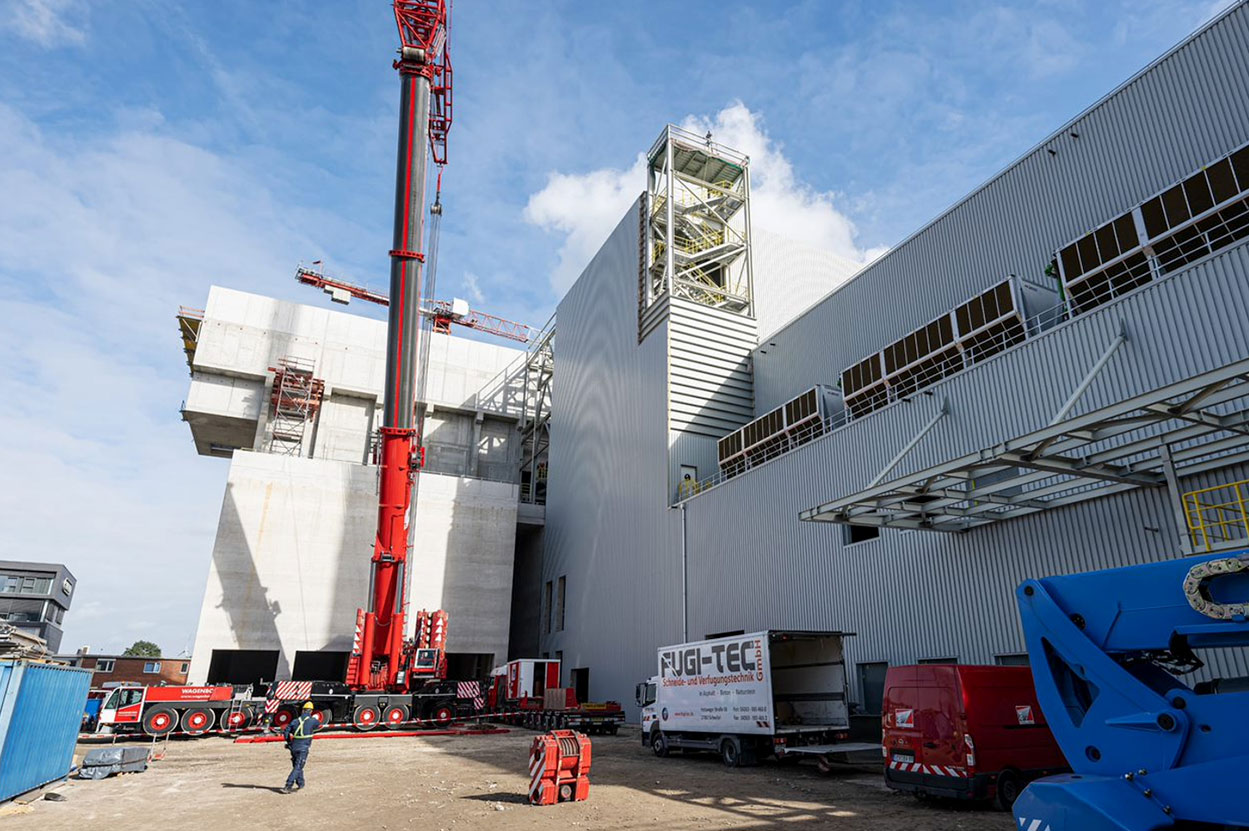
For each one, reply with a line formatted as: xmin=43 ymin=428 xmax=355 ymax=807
xmin=345 ymin=0 xmax=452 ymax=692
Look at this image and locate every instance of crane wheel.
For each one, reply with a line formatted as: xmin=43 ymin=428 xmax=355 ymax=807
xmin=224 ymin=707 xmax=254 ymax=731
xmin=385 ymin=705 xmax=409 ymax=728
xmin=313 ymin=708 xmax=334 ymax=727
xmin=181 ymin=707 xmax=215 ymax=736
xmin=272 ymin=707 xmax=296 ymax=729
xmin=433 ymin=705 xmax=454 ymax=726
xmin=142 ymin=707 xmax=177 ymax=737
xmin=353 ymin=704 xmax=381 ymax=731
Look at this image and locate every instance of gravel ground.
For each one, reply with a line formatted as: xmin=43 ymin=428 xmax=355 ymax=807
xmin=0 ymin=726 xmax=1012 ymax=830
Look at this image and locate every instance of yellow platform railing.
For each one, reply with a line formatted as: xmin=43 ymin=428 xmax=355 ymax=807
xmin=1184 ymin=478 xmax=1249 ymax=552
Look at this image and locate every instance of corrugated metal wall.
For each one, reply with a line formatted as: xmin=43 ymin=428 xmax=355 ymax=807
xmin=0 ymin=661 xmax=92 ymax=802
xmin=667 ymin=298 xmax=756 ymax=437
xmin=539 ymin=4 xmax=1249 ymax=714
xmin=541 ymin=200 xmax=684 ymax=705
xmin=754 ymin=2 xmax=1249 ymax=415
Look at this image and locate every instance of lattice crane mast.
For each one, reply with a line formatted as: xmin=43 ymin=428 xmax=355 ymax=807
xmin=295 ymin=265 xmax=533 ymax=344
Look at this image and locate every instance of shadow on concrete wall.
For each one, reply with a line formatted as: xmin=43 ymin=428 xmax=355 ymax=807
xmin=215 ymin=484 xmax=286 ymax=679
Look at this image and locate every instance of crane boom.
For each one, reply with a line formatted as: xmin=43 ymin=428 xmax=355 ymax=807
xmin=295 ymin=265 xmax=533 ymax=343
xmin=346 ymin=0 xmax=451 ymax=692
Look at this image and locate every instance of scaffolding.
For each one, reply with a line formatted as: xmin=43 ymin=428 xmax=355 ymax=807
xmin=266 ymin=357 xmax=326 ymax=456
xmin=640 ymin=125 xmax=753 ymax=338
xmin=176 ymin=306 xmax=204 ymax=371
xmin=518 ymin=315 xmax=555 ymax=504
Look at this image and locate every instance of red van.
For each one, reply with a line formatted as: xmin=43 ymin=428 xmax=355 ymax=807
xmin=881 ymin=664 xmax=1067 ymax=809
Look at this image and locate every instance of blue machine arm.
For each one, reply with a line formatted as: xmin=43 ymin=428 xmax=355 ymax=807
xmin=1014 ymin=551 xmax=1249 ymax=831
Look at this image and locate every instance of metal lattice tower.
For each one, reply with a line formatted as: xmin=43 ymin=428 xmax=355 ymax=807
xmin=640 ymin=125 xmax=753 ymax=338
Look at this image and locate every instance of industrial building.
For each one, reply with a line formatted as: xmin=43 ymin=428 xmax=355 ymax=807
xmin=179 ymin=286 xmax=530 ymax=685
xmin=0 ymin=561 xmax=75 ymax=653
xmin=538 ymin=4 xmax=1249 ymax=717
xmin=178 ymin=5 xmax=1249 ymax=720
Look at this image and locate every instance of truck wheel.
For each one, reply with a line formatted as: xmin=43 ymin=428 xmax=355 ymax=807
xmin=353 ymin=704 xmax=380 ymax=731
xmin=180 ymin=707 xmax=215 ymax=736
xmin=433 ymin=705 xmax=454 ymax=726
xmin=651 ymin=729 xmax=669 ymax=758
xmin=607 ymin=723 xmax=619 ymax=736
xmin=995 ymin=770 xmax=1022 ymax=811
xmin=720 ymin=737 xmax=742 ymax=768
xmin=142 ymin=707 xmax=177 ymax=737
xmin=224 ymin=706 xmax=254 ymax=731
xmin=314 ymin=708 xmax=334 ymax=727
xmin=385 ymin=705 xmax=409 ymax=728
xmin=272 ymin=707 xmax=296 ymax=730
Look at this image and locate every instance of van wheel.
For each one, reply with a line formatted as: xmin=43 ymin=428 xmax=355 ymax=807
xmin=995 ymin=770 xmax=1022 ymax=811
xmin=720 ymin=737 xmax=742 ymax=768
xmin=651 ymin=728 xmax=669 ymax=757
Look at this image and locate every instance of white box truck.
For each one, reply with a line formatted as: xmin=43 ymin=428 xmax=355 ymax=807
xmin=636 ymin=630 xmax=878 ymax=767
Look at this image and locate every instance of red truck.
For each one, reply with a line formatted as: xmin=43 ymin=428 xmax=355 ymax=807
xmin=881 ymin=664 xmax=1068 ymax=809
xmin=96 ymin=684 xmax=261 ymax=736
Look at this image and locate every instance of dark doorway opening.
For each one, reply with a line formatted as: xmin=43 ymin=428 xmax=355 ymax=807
xmin=291 ymin=650 xmax=349 ymax=681
xmin=446 ymin=652 xmax=495 ymax=681
xmin=571 ymin=667 xmax=590 ymax=704
xmin=858 ymin=662 xmax=888 ymax=715
xmin=207 ymin=649 xmax=279 ymax=687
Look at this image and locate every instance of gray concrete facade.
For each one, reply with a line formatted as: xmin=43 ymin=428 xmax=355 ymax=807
xmin=183 ymin=287 xmax=527 ymax=683
xmin=538 ymin=3 xmax=1249 ymax=716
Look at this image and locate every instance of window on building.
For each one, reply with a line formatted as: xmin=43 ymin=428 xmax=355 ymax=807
xmin=0 ymin=576 xmax=15 ymax=593
xmin=143 ymin=661 xmax=161 ymax=674
xmin=843 ymin=524 xmax=881 ymax=545
xmin=21 ymin=577 xmax=35 ymax=593
xmin=995 ymin=653 xmax=1030 ymax=667
xmin=556 ymin=576 xmax=566 ymax=632
xmin=918 ymin=657 xmax=958 ymax=665
xmin=542 ymin=581 xmax=553 ymax=635
xmin=96 ymin=659 xmax=116 ymax=673
xmin=180 ymin=662 xmax=189 ymax=674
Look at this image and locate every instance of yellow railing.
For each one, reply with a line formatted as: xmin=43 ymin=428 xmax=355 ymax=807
xmin=1184 ymin=478 xmax=1249 ymax=552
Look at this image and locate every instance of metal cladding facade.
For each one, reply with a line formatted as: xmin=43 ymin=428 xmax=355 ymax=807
xmin=541 ymin=3 xmax=1249 ymax=714
xmin=0 ymin=661 xmax=92 ymax=802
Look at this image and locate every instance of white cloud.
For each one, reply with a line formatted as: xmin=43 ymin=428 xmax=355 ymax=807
xmin=524 ymin=102 xmax=882 ymax=295
xmin=0 ymin=103 xmax=312 ymax=654
xmin=6 ymin=0 xmax=86 ymax=47
xmin=461 ymin=271 xmax=486 ymax=305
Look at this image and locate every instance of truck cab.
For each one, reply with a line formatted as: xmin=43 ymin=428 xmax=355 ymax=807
xmin=636 ymin=676 xmax=658 ymax=736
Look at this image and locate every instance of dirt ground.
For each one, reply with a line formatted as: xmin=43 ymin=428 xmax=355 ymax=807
xmin=2 ymin=726 xmax=1012 ymax=830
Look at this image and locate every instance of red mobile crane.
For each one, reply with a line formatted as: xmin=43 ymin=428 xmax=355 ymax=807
xmin=345 ymin=0 xmax=453 ymax=695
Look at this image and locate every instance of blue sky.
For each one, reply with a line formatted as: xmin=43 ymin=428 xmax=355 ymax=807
xmin=0 ymin=0 xmax=1233 ymax=655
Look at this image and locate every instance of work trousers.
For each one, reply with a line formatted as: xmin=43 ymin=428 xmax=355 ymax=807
xmin=286 ymin=748 xmax=309 ymax=788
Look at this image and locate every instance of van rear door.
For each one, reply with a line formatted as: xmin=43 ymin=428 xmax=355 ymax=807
xmin=915 ymin=668 xmax=963 ymax=774
xmin=883 ymin=666 xmax=921 ymax=766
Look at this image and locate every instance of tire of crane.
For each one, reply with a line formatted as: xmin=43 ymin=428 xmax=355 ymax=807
xmin=607 ymin=723 xmax=619 ymax=736
xmin=181 ymin=707 xmax=215 ymax=736
xmin=224 ymin=706 xmax=254 ymax=731
xmin=433 ymin=705 xmax=454 ymax=727
xmin=142 ymin=707 xmax=178 ymax=737
xmin=384 ymin=704 xmax=409 ymax=728
xmin=314 ymin=708 xmax=334 ymax=728
xmin=272 ymin=707 xmax=296 ymax=730
xmin=353 ymin=704 xmax=381 ymax=731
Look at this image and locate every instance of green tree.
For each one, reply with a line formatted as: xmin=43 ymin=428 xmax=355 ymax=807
xmin=122 ymin=640 xmax=161 ymax=658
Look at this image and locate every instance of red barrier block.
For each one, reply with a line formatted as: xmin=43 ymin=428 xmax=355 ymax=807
xmin=528 ymin=729 xmax=591 ymax=806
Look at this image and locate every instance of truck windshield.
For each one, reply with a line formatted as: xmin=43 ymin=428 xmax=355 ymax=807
xmin=643 ymin=683 xmax=656 ymax=707
xmin=103 ymin=689 xmax=121 ymax=709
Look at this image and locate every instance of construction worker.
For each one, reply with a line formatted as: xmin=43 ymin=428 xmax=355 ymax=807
xmin=280 ymin=701 xmax=320 ymax=793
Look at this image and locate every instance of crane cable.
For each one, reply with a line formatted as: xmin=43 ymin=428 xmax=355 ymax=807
xmin=406 ymin=167 xmax=445 ymax=621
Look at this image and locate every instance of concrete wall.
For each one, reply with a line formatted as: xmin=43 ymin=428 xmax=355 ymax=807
xmin=182 ymin=287 xmax=527 ymax=463
xmin=187 ymin=452 xmax=518 ymax=683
